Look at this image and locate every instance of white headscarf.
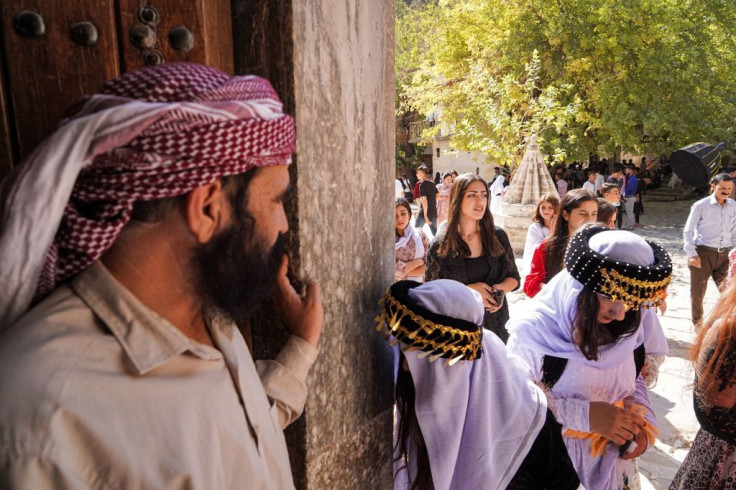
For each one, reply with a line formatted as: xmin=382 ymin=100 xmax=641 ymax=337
xmin=507 ymin=231 xmax=659 ymax=369
xmin=395 ymin=223 xmax=425 ymax=260
xmin=394 ymin=280 xmax=546 ymax=490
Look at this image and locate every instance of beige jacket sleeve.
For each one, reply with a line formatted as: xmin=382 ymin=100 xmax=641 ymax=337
xmin=255 ymin=335 xmax=319 ymax=429
xmin=0 ymin=456 xmax=92 ymax=490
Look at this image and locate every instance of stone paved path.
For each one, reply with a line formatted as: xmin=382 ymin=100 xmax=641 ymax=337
xmin=507 ymin=193 xmax=722 ymax=489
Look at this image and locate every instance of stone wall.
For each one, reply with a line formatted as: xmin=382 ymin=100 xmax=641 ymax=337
xmin=292 ymin=2 xmax=395 ymax=488
xmin=233 ymin=1 xmax=396 ymax=488
xmin=494 ymin=201 xmax=536 ymax=256
xmin=431 ymin=139 xmax=495 ymax=181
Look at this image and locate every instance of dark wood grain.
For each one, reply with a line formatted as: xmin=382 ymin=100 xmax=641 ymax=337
xmin=0 ymin=0 xmax=120 ymax=160
xmin=0 ymin=34 xmax=15 ymax=180
xmin=117 ymin=0 xmax=232 ymax=73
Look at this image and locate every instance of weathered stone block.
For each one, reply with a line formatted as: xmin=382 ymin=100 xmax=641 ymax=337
xmin=235 ymin=1 xmax=396 ymax=488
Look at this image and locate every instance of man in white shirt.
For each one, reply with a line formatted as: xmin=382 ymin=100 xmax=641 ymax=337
xmin=594 ymin=163 xmax=606 ymax=193
xmin=683 ymin=173 xmax=736 ymax=326
xmin=396 ymin=178 xmax=405 ymax=199
xmin=582 ymin=169 xmax=598 ymax=195
xmin=0 ymin=63 xmax=322 ymax=489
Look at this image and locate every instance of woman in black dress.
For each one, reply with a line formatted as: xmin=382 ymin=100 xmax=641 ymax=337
xmin=425 ymin=172 xmax=519 ymax=343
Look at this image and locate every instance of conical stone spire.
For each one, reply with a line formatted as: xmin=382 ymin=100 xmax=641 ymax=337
xmin=503 ymin=135 xmax=558 ymax=204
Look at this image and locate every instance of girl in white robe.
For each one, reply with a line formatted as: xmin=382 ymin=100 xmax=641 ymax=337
xmin=508 ymin=226 xmax=672 ymax=490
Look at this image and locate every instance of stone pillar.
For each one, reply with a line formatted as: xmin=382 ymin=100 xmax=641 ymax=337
xmin=495 ymin=136 xmax=558 ymax=255
xmin=233 ymin=1 xmax=395 ymax=488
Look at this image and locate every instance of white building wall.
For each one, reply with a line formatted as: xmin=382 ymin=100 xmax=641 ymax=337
xmin=620 ymin=152 xmax=657 ymax=167
xmin=431 ymin=139 xmax=496 ymax=181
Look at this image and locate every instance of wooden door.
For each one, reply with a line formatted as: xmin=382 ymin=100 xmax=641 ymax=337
xmin=0 ymin=0 xmax=233 ymax=180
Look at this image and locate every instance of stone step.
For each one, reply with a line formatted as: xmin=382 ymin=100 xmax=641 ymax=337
xmin=645 ymin=187 xmax=683 ymax=202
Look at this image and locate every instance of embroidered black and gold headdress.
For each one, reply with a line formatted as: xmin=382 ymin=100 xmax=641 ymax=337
xmin=376 ymin=281 xmax=483 ymax=365
xmin=565 ymin=226 xmax=672 ymax=310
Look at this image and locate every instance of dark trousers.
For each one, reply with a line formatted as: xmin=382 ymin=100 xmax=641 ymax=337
xmin=634 ymin=199 xmax=643 ymax=223
xmin=415 ymin=205 xmax=425 ymax=229
xmin=689 ymin=246 xmax=730 ymax=326
xmin=507 ymin=409 xmax=580 ymax=490
xmin=415 ymin=212 xmax=437 ymax=235
xmin=616 ymin=207 xmax=623 ymax=229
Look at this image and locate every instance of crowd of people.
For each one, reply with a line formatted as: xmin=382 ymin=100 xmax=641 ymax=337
xmin=548 ymin=159 xmax=647 ymax=231
xmin=393 ymin=167 xmax=736 ymax=489
xmin=1 ymin=60 xmax=735 ymax=489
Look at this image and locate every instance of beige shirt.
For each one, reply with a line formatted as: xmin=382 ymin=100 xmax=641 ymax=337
xmin=0 ymin=262 xmax=318 ymax=489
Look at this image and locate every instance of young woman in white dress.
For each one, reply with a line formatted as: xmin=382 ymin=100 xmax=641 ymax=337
xmin=521 ymin=194 xmax=559 ymax=275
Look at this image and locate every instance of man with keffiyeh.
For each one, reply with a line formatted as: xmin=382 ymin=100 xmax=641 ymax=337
xmin=0 ymin=63 xmax=323 ymax=489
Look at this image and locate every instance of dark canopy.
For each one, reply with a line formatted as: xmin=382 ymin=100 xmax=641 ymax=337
xmin=670 ymin=142 xmax=726 ymax=188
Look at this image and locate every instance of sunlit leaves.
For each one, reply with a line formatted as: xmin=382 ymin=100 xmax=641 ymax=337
xmin=396 ymin=0 xmax=736 ymax=165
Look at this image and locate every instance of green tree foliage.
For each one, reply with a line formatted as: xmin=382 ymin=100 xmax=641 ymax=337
xmin=397 ymin=0 xmax=736 ymax=165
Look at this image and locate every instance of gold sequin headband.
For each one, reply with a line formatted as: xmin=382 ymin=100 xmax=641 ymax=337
xmin=565 ymin=226 xmax=672 ymax=310
xmin=376 ymin=281 xmax=483 ymax=366
xmin=598 ymin=268 xmax=671 ymax=310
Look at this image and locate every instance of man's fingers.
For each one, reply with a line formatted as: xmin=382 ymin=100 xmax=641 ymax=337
xmin=277 ymin=254 xmax=289 ymax=280
xmin=273 ymin=255 xmax=299 ymax=305
xmin=304 ymin=280 xmax=321 ymax=305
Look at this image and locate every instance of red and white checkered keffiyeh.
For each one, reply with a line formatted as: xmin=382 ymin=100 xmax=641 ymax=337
xmin=0 ymin=62 xmax=295 ymax=328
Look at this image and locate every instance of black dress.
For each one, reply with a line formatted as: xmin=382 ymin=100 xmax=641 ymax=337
xmin=425 ymin=226 xmax=520 ymax=343
xmin=670 ymin=346 xmax=736 ymax=489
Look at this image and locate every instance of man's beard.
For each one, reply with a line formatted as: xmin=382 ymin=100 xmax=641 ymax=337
xmin=193 ymin=222 xmax=285 ymax=325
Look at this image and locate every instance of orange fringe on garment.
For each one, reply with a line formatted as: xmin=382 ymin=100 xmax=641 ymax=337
xmin=563 ymin=401 xmax=659 ymax=458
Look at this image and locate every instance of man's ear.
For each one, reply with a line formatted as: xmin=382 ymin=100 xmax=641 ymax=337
xmin=185 ymin=180 xmax=229 ymax=243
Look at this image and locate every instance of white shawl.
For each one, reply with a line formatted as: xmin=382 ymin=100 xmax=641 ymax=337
xmin=508 ymin=231 xmax=659 ymax=369
xmin=395 ymin=224 xmax=425 ymax=261
xmin=394 ymin=280 xmax=546 ymax=490
xmin=0 ymin=100 xmax=175 ymax=329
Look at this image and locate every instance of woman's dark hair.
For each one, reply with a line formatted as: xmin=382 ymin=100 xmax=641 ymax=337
xmin=573 ymin=288 xmax=641 ymax=360
xmin=596 ymin=198 xmax=616 ymax=227
xmin=531 ymin=194 xmax=560 ymax=226
xmin=544 ymin=189 xmax=597 ymax=279
xmin=396 ymin=198 xmax=412 ymax=237
xmin=394 ymin=353 xmax=434 ymax=490
xmin=438 ymin=173 xmax=503 ymax=258
xmin=441 ymin=172 xmax=452 ymax=181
